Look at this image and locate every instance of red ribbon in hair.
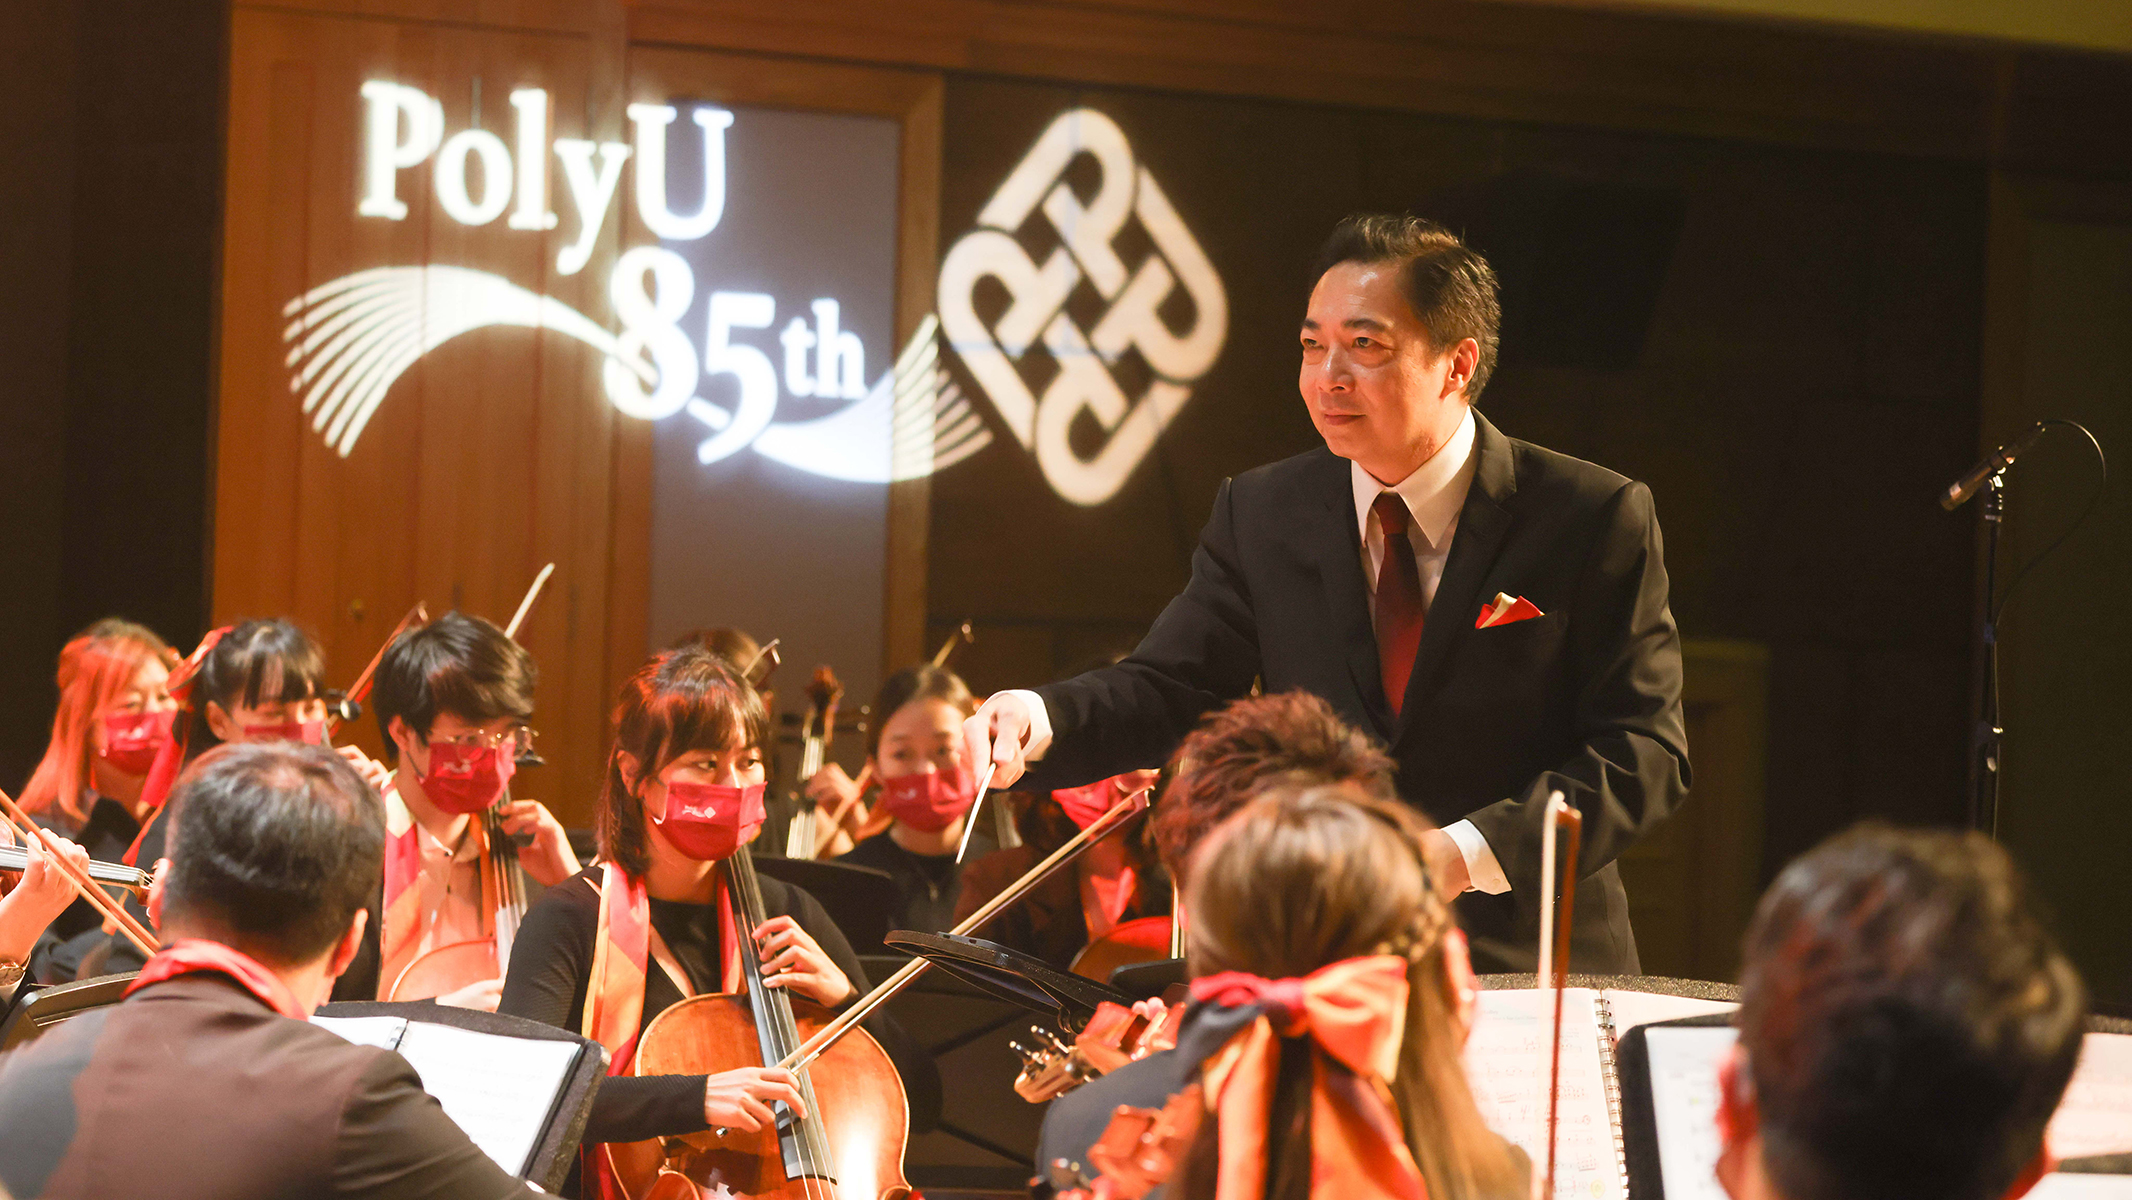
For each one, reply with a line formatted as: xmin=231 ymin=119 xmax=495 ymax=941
xmin=124 ymin=937 xmax=309 ymax=1020
xmin=1189 ymin=955 xmax=1426 ymax=1200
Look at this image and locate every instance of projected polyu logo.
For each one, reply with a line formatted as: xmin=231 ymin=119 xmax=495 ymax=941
xmin=282 ymin=86 xmax=1223 ymax=502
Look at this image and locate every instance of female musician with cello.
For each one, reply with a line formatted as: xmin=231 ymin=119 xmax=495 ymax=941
xmin=499 ymin=646 xmax=885 ymax=1199
xmin=369 ymin=611 xmax=579 ymax=1009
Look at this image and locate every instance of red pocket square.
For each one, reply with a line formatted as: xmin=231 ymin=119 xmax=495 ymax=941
xmin=1476 ymin=593 xmax=1544 ymax=629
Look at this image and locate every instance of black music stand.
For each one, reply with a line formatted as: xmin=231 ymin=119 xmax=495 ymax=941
xmin=753 ymin=856 xmax=900 ymax=952
xmin=0 ymin=972 xmax=136 ymax=1052
xmin=316 ymin=1000 xmax=607 ymax=1193
xmin=884 ymin=930 xmax=1129 ymax=1030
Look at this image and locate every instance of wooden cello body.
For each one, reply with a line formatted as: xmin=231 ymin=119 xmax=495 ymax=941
xmin=605 ymin=849 xmax=912 ymax=1200
xmin=610 ymin=995 xmax=910 ymax=1200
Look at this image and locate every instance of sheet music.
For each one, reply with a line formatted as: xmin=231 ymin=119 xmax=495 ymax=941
xmin=2030 ymin=1175 xmax=2132 ymax=1200
xmin=395 ymin=1021 xmax=581 ymax=1176
xmin=1464 ymin=988 xmax=1623 ymax=1200
xmin=1641 ymin=1025 xmax=1737 ymax=1200
xmin=2050 ymin=1032 xmax=2132 ymax=1159
xmin=311 ymin=1014 xmax=409 ymax=1051
xmin=1601 ymin=992 xmax=1736 ymax=1039
xmin=313 ymin=1015 xmax=580 ymax=1177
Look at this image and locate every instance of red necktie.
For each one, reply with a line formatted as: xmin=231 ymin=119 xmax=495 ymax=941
xmin=1373 ymin=492 xmax=1425 ymax=718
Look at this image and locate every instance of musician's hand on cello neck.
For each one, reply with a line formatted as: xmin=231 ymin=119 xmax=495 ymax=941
xmin=703 ymin=1066 xmax=807 ymax=1132
xmin=496 ymin=798 xmax=579 ymax=885
xmin=962 ymin=690 xmax=1052 ymax=789
xmin=754 ymin=914 xmax=855 ymax=1006
xmin=0 ymin=833 xmax=92 ymax=964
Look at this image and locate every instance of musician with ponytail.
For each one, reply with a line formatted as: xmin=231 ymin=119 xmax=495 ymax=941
xmin=1038 ymin=783 xmax=1528 ymax=1200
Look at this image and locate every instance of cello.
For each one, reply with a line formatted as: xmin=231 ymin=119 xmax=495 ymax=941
xmin=783 ymin=667 xmax=844 ymax=860
xmin=609 ymin=843 xmax=911 ymax=1200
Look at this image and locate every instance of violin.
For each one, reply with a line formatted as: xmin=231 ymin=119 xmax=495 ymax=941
xmin=605 ymin=845 xmax=911 ymax=1200
xmin=1013 ymin=988 xmax=1187 ymax=1103
xmin=784 ymin=667 xmax=844 ymax=860
xmin=1067 ymin=916 xmax=1174 ymax=984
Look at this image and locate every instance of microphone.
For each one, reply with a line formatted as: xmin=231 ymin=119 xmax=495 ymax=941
xmin=1941 ymin=423 xmax=2050 ymax=511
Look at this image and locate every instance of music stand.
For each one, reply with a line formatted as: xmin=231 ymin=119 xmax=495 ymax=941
xmin=1107 ymin=958 xmax=1186 ymax=999
xmin=316 ymin=1000 xmax=607 ymax=1193
xmin=884 ymin=930 xmax=1129 ymax=1030
xmin=753 ymin=857 xmax=899 ymax=952
xmin=0 ymin=973 xmax=136 ymax=1052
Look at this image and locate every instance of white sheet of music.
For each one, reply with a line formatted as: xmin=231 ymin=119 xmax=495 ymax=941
xmin=313 ymin=1015 xmax=579 ymax=1176
xmin=1642 ymin=1025 xmax=1737 ymax=1200
xmin=1602 ymin=992 xmax=1736 ymax=1037
xmin=2050 ymin=1031 xmax=2132 ymax=1159
xmin=1464 ymin=988 xmax=1622 ymax=1200
xmin=395 ymin=1021 xmax=581 ymax=1176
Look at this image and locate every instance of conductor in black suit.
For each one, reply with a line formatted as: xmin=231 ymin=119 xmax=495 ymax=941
xmin=964 ymin=214 xmax=1688 ymax=974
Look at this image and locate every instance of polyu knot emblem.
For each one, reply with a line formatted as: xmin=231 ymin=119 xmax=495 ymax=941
xmin=939 ymin=108 xmax=1227 ymax=506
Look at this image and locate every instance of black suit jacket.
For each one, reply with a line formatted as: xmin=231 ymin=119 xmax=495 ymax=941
xmin=0 ymin=973 xmax=536 ymax=1200
xmin=1026 ymin=413 xmax=1689 ymax=973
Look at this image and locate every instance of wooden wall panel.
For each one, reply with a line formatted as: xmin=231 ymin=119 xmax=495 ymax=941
xmin=219 ymin=8 xmax=620 ymax=821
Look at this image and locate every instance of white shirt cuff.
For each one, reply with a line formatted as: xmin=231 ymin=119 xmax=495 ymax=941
xmin=1444 ymin=819 xmax=1510 ymax=894
xmin=1002 ymin=689 xmax=1054 ymax=761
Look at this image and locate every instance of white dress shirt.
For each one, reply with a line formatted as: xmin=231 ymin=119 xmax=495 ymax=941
xmin=1006 ymin=406 xmax=1510 ymax=895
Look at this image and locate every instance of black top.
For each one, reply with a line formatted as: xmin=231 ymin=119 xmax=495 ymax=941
xmin=836 ymin=832 xmax=962 ymax=950
xmin=498 ymin=866 xmax=871 ymax=1150
xmin=29 ymin=795 xmax=142 ymax=984
xmin=1025 ymin=415 xmax=1690 ymax=974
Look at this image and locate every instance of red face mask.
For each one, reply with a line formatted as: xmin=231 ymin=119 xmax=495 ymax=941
xmin=1053 ymin=771 xmax=1155 ymax=830
xmin=418 ymin=740 xmax=517 ymax=816
xmin=243 ymin=717 xmax=327 ymax=747
xmin=652 ymin=780 xmax=766 ymax=861
xmin=100 ymin=708 xmax=176 ymax=777
xmin=878 ymin=763 xmax=977 ymax=834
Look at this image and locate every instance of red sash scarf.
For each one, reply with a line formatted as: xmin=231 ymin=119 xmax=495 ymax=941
xmin=582 ymin=862 xmax=744 ymax=1200
xmin=125 ymin=938 xmax=308 ymax=1020
xmin=1191 ymin=956 xmax=1427 ymax=1200
xmin=376 ymin=779 xmax=500 ymax=998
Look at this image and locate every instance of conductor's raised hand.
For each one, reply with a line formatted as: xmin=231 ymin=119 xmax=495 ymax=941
xmin=704 ymin=1066 xmax=807 ymax=1132
xmin=963 ymin=692 xmax=1036 ymax=788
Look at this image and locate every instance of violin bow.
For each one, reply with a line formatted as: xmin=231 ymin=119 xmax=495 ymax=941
xmin=332 ymin=602 xmax=429 ymax=731
xmin=953 ymin=761 xmax=999 ymax=863
xmin=930 ymin=620 xmax=975 ymax=670
xmin=0 ymin=788 xmax=159 ymax=957
xmin=504 ymin=562 xmax=555 ymax=641
xmin=743 ymin=638 xmax=782 ymax=688
xmin=780 ymin=785 xmax=1154 ymax=1072
xmin=1537 ymin=791 xmax=1582 ymax=1200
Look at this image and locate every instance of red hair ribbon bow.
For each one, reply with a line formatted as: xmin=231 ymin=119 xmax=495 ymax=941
xmin=1190 ymin=955 xmax=1425 ymax=1200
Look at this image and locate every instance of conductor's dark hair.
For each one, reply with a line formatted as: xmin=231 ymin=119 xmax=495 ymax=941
xmin=1154 ymin=691 xmax=1395 ymax=874
xmin=181 ymin=619 xmax=328 ymax=760
xmin=597 ymin=647 xmax=771 ymax=877
xmin=1311 ymin=214 xmax=1502 ymax=402
xmin=372 ymin=611 xmax=537 ymax=764
xmin=162 ymin=741 xmax=384 ymax=965
xmin=1739 ymin=823 xmax=2086 ymax=1200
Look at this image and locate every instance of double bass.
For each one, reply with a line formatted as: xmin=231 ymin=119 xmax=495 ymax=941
xmin=608 ymin=845 xmax=911 ymax=1200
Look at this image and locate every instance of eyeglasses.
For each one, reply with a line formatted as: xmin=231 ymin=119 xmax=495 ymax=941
xmin=427 ymin=725 xmax=538 ymax=757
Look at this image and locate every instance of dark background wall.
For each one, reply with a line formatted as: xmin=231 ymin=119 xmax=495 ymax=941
xmin=927 ymin=73 xmax=1986 ymax=955
xmin=0 ymin=0 xmax=224 ymax=793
